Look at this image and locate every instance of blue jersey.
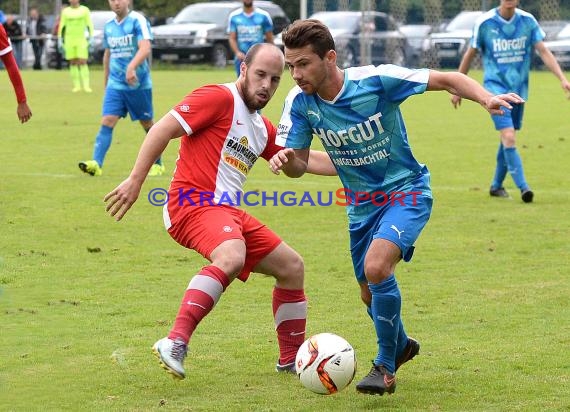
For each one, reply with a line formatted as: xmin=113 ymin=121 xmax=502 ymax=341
xmin=227 ymin=8 xmax=273 ymax=54
xmin=471 ymin=8 xmax=544 ymax=100
xmin=104 ymin=11 xmax=152 ymax=90
xmin=277 ymin=65 xmax=432 ymax=222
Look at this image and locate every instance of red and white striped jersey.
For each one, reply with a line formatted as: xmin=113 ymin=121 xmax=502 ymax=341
xmin=0 ymin=25 xmax=13 ymax=56
xmin=165 ymin=82 xmax=281 ymax=217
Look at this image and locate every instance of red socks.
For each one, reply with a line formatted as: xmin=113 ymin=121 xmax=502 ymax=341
xmin=273 ymin=287 xmax=307 ymax=365
xmin=167 ymin=267 xmax=307 ymax=366
xmin=168 ymin=265 xmax=230 ymax=343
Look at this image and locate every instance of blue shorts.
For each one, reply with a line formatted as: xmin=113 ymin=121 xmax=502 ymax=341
xmin=349 ymin=178 xmax=433 ymax=284
xmin=491 ymin=103 xmax=524 ymax=131
xmin=102 ymin=87 xmax=153 ymax=121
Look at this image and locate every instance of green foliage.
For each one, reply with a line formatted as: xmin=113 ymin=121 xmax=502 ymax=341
xmin=1 ymin=67 xmax=569 ymax=410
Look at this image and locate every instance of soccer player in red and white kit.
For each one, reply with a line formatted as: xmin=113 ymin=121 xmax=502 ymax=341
xmin=0 ymin=24 xmax=32 ymax=123
xmin=104 ymin=43 xmax=335 ymax=380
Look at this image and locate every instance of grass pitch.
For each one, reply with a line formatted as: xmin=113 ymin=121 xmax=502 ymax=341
xmin=1 ymin=67 xmax=569 ymax=411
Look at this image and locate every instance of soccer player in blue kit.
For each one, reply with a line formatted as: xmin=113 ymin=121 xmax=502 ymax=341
xmin=268 ymin=19 xmax=524 ymax=395
xmin=228 ymin=0 xmax=274 ymax=77
xmin=451 ymin=0 xmax=570 ymax=202
xmin=79 ymin=0 xmax=165 ymax=177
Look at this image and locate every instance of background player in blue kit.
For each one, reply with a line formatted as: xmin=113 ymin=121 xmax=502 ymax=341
xmin=451 ymin=0 xmax=570 ymax=203
xmin=79 ymin=0 xmax=164 ymax=177
xmin=228 ymin=0 xmax=274 ymax=77
xmin=269 ymin=19 xmax=524 ymax=396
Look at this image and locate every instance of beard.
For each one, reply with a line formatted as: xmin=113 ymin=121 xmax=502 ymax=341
xmin=242 ymin=81 xmax=269 ymax=111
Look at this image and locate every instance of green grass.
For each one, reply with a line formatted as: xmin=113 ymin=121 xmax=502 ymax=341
xmin=1 ymin=67 xmax=569 ymax=411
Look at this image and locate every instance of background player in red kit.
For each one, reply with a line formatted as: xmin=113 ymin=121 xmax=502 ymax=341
xmin=104 ymin=43 xmax=334 ymax=380
xmin=0 ymin=24 xmax=32 ymax=123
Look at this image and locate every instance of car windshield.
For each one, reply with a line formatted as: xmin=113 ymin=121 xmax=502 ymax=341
xmin=310 ymin=12 xmax=360 ymax=31
xmin=445 ymin=12 xmax=481 ymax=31
xmin=173 ymin=4 xmax=233 ymax=26
xmin=91 ymin=11 xmax=116 ymax=30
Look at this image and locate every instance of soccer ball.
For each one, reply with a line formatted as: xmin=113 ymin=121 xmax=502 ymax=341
xmin=295 ymin=333 xmax=357 ymax=395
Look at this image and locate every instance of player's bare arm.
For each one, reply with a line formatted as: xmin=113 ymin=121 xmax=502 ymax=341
xmin=451 ymin=47 xmax=478 ymax=108
xmin=104 ymin=114 xmax=184 ymax=221
xmin=428 ymin=70 xmax=525 ymax=115
xmin=307 ymin=150 xmax=337 ymax=176
xmin=126 ymin=39 xmax=151 ymax=86
xmin=103 ymin=49 xmax=110 ymax=87
xmin=229 ymin=32 xmax=245 ymax=62
xmin=534 ymin=41 xmax=570 ymax=98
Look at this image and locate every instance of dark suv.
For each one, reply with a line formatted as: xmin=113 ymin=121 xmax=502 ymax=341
xmin=428 ymin=11 xmax=483 ymax=68
xmin=151 ymin=1 xmax=290 ymax=66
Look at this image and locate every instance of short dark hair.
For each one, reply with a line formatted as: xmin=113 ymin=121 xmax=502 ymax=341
xmin=282 ymin=19 xmax=335 ymax=59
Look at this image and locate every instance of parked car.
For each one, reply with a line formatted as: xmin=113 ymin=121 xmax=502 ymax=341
xmin=399 ymin=24 xmax=432 ymax=67
xmin=151 ymin=1 xmax=290 ymax=66
xmin=539 ymin=20 xmax=568 ymax=41
xmin=47 ymin=10 xmax=116 ymax=68
xmin=295 ymin=10 xmax=408 ymax=69
xmin=530 ymin=20 xmax=569 ymax=68
xmin=88 ymin=10 xmax=117 ymax=62
xmin=428 ymin=10 xmax=483 ymax=68
xmin=543 ymin=22 xmax=570 ymax=69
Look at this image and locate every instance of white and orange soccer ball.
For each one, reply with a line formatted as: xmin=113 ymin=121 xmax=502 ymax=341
xmin=295 ymin=333 xmax=357 ymax=395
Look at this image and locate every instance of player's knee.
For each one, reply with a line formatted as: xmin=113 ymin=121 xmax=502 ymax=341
xmin=273 ymin=251 xmax=304 ymax=287
xmin=282 ymin=252 xmax=305 ymax=279
xmin=363 ymin=260 xmax=392 ymax=283
xmin=212 ymin=250 xmax=246 ymax=278
xmin=101 ymin=116 xmax=118 ymax=128
xmin=141 ymin=120 xmax=154 ymax=130
xmin=501 ymin=131 xmax=516 ymax=147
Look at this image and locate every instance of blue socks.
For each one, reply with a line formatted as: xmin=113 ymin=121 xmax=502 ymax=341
xmin=92 ymin=125 xmax=163 ymax=168
xmin=491 ymin=144 xmax=529 ymax=191
xmin=92 ymin=125 xmax=113 ymax=167
xmin=503 ymin=147 xmax=529 ymax=191
xmin=366 ymin=303 xmax=408 ymax=364
xmin=369 ymin=274 xmax=401 ymax=374
xmin=491 ymin=143 xmax=508 ymax=190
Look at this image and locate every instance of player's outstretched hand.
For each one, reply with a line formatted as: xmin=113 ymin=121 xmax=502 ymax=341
xmin=269 ymin=148 xmax=296 ymax=175
xmin=104 ymin=178 xmax=143 ymax=221
xmin=483 ymin=92 xmax=525 ymax=115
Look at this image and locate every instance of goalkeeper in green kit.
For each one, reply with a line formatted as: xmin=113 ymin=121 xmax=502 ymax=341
xmin=58 ymin=0 xmax=94 ymax=92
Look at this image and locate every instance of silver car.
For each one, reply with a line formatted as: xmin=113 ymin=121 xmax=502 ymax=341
xmin=428 ymin=11 xmax=483 ymax=68
xmin=543 ymin=23 xmax=570 ymax=69
xmin=151 ymin=1 xmax=289 ymax=67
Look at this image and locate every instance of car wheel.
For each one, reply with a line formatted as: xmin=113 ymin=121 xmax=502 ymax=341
xmin=211 ymin=43 xmax=229 ymax=68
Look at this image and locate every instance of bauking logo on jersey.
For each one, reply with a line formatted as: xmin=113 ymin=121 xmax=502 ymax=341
xmin=224 ymin=136 xmax=256 ymax=175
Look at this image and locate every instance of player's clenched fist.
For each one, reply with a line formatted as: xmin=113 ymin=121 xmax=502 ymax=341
xmin=269 ymin=148 xmax=296 ymax=175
